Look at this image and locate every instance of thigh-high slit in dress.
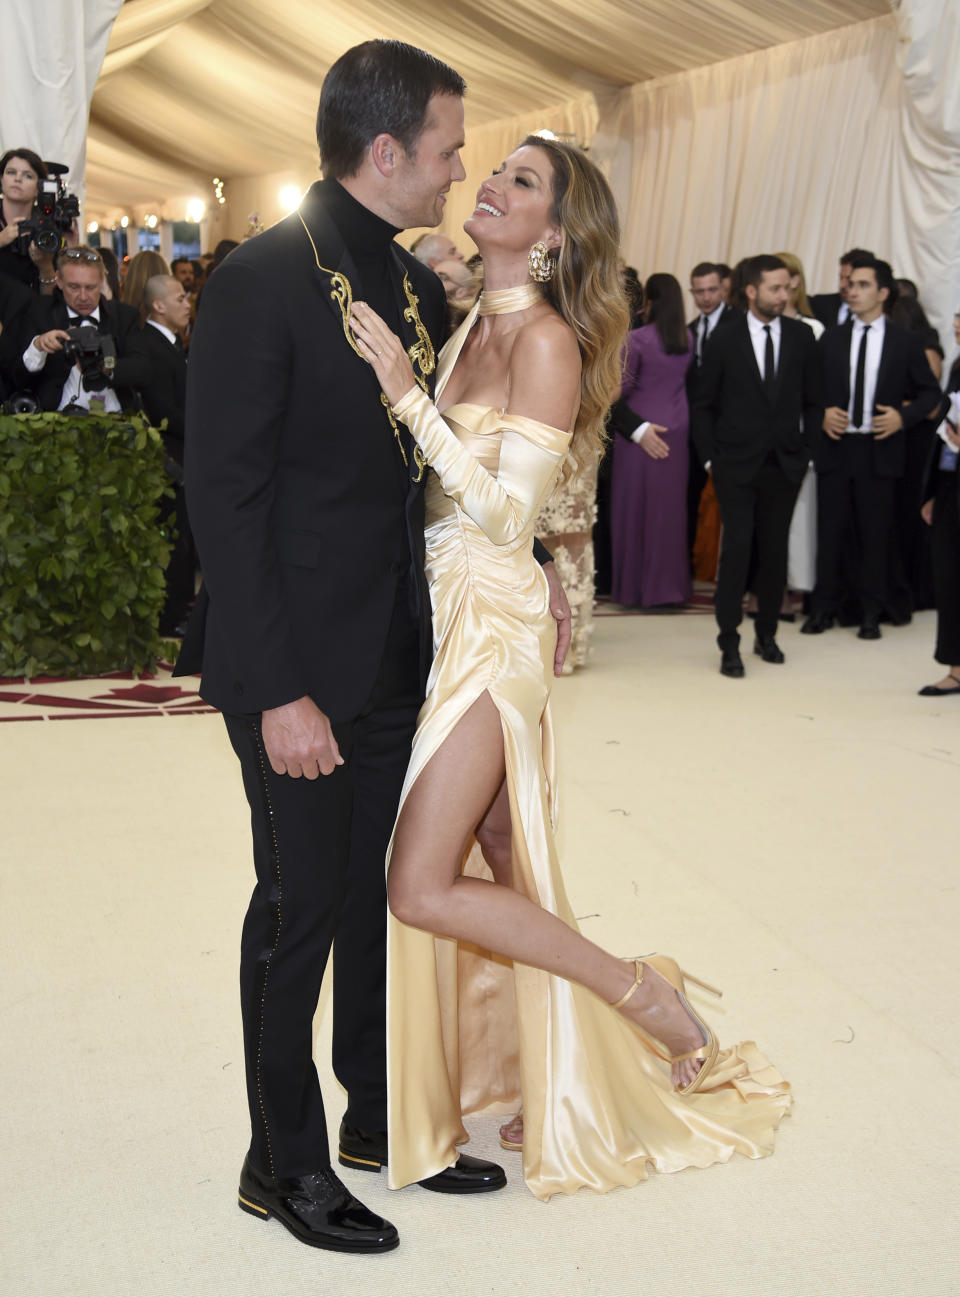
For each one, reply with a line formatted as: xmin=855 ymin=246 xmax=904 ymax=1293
xmin=385 ymin=302 xmax=791 ymax=1200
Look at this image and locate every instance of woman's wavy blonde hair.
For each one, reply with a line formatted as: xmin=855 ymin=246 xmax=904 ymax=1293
xmin=519 ymin=135 xmax=630 ymax=478
xmin=774 ymin=250 xmax=815 ymax=319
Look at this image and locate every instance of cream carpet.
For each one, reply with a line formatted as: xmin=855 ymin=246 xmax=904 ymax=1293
xmin=2 ymin=610 xmax=957 ymax=1297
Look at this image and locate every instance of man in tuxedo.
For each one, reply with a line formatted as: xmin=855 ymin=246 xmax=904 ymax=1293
xmin=810 ymin=247 xmax=873 ymax=331
xmin=802 ymin=256 xmax=947 ymax=639
xmin=18 ymin=246 xmax=147 ymax=411
xmin=138 ymin=274 xmax=194 ymax=633
xmin=692 ymin=255 xmax=823 ymax=676
xmin=686 ymin=261 xmax=737 ymax=558
xmin=175 ymin=40 xmax=569 ymax=1254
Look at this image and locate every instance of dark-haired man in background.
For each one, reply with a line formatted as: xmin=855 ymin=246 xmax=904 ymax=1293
xmin=810 ymin=247 xmax=874 ymax=331
xmin=686 ymin=260 xmax=737 ymax=560
xmin=803 ymin=255 xmax=947 ymax=639
xmin=693 ymin=255 xmax=822 ymax=676
xmin=176 ymin=40 xmax=570 ymax=1254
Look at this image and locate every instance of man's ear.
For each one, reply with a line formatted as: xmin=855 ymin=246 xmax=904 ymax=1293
xmin=371 ymin=134 xmax=398 ymax=177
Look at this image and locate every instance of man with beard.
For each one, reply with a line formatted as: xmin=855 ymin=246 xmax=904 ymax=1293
xmin=693 ymin=255 xmax=823 ymax=676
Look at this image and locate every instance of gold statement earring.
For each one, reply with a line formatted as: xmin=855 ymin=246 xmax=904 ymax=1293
xmin=528 ymin=241 xmax=555 ymax=283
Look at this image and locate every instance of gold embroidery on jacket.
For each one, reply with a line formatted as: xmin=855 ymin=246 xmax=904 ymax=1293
xmin=300 ymin=211 xmax=431 ymax=479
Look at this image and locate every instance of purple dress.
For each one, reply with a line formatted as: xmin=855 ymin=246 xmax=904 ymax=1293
xmin=610 ymin=324 xmax=693 ymax=606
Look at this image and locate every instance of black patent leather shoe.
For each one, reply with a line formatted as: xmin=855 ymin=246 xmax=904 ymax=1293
xmin=800 ymin=612 xmax=835 ymax=635
xmin=338 ymin=1123 xmax=506 ymax=1194
xmin=237 ymin=1155 xmax=399 ymax=1252
xmin=754 ymin=636 xmax=785 ymax=664
xmin=719 ymin=648 xmax=745 ymax=678
xmin=857 ymin=617 xmax=881 ymax=640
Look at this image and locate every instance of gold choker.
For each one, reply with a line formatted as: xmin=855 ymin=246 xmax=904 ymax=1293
xmin=476 ymin=282 xmax=544 ymax=316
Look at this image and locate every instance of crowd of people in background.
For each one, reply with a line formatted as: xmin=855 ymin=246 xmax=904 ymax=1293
xmin=2 ymin=139 xmax=957 ymax=694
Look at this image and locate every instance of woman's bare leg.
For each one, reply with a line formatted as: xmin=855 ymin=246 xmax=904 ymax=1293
xmin=389 ymin=692 xmax=704 ymax=1087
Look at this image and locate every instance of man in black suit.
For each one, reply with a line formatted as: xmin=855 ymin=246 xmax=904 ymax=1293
xmin=693 ymin=255 xmax=823 ymax=676
xmin=686 ymin=261 xmax=737 ymax=558
xmin=802 ymin=256 xmax=948 ymax=639
xmin=138 ymin=273 xmax=194 ymax=633
xmin=810 ymin=247 xmax=873 ymax=331
xmin=18 ymin=246 xmax=147 ymax=411
xmin=175 ymin=41 xmax=569 ymax=1254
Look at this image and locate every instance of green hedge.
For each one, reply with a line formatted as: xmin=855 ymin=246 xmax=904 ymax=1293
xmin=0 ymin=410 xmax=174 ymax=678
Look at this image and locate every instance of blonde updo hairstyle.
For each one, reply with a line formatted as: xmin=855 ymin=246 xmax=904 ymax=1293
xmin=519 ymin=135 xmax=630 ymax=477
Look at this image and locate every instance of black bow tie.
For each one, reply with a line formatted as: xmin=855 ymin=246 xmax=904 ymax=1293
xmin=70 ymin=314 xmax=98 ymax=327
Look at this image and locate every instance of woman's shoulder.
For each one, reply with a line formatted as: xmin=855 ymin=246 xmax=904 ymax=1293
xmin=512 ymin=308 xmax=580 ymax=370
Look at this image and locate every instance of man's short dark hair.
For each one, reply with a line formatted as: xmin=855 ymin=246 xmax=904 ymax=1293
xmin=743 ymin=254 xmax=787 ymax=290
xmin=171 ymin=257 xmax=192 ymax=272
xmin=317 ymin=40 xmax=466 ymax=180
xmin=840 ymin=247 xmax=874 ymax=267
xmin=849 ymin=254 xmax=898 ymax=306
xmin=690 ymin=261 xmax=720 ymax=281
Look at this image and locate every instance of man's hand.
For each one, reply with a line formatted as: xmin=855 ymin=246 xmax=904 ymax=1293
xmin=640 ymin=424 xmax=669 ymax=460
xmin=872 ymin=405 xmax=903 ymax=440
xmin=945 ymin=421 xmax=960 ymax=450
xmin=32 ymin=329 xmax=70 ymax=354
xmin=920 ymin=498 xmax=934 ymax=527
xmin=823 ymin=406 xmax=847 ymax=439
xmin=261 ymin=695 xmax=344 ymax=779
xmin=542 ymin=560 xmax=571 ymax=676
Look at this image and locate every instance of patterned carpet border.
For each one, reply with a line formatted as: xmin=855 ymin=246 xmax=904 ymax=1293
xmin=0 ymin=660 xmax=213 ymax=723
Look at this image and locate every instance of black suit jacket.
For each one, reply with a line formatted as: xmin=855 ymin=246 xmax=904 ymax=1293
xmin=134 ymin=322 xmax=187 ymax=463
xmin=691 ymin=313 xmax=823 ymax=485
xmin=817 ymin=318 xmax=949 ymax=479
xmin=18 ymin=292 xmax=149 ymax=411
xmin=0 ymin=272 xmax=36 ymax=401
xmin=173 ymin=181 xmax=447 ymax=721
xmin=810 ymin=292 xmax=845 ymax=331
xmin=921 ymin=360 xmax=960 ymax=503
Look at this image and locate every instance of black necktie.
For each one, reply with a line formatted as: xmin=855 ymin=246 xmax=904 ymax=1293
xmin=699 ymin=315 xmax=709 ymax=364
xmin=852 ymin=324 xmax=870 ymax=428
xmin=763 ymin=324 xmax=776 ymax=397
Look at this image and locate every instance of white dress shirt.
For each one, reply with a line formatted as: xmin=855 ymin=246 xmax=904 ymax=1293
xmin=147 ymin=319 xmax=178 ymax=347
xmin=746 ymin=309 xmax=781 ymax=381
xmin=846 ymin=314 xmax=886 ymax=432
xmin=22 ymin=306 xmax=121 ymax=413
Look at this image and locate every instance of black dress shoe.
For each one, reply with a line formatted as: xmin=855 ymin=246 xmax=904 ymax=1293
xmin=918 ymin=677 xmax=960 ymax=696
xmin=800 ymin=612 xmax=834 ymax=635
xmin=719 ymin=648 xmax=745 ymax=678
xmin=754 ymin=636 xmax=785 ymax=664
xmin=857 ymin=617 xmax=881 ymax=640
xmin=338 ymin=1123 xmax=506 ymax=1194
xmin=237 ymin=1155 xmax=398 ymax=1253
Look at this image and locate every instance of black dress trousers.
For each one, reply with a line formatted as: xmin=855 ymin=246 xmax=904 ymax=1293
xmin=713 ymin=455 xmax=800 ymax=644
xmin=222 ymin=578 xmax=421 ymax=1178
xmin=930 ymin=470 xmax=960 ymax=664
xmin=814 ymin=437 xmax=897 ymax=620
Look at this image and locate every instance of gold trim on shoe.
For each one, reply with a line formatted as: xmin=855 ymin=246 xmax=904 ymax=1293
xmin=338 ymin=1149 xmax=383 ymax=1169
xmin=238 ymin=1192 xmax=269 ymax=1216
xmin=612 ymin=955 xmax=722 ymax=1096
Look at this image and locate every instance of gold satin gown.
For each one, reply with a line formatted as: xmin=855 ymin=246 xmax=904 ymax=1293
xmin=386 ymin=289 xmax=791 ymax=1201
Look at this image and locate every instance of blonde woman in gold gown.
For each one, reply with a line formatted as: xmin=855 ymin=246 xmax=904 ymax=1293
xmin=349 ymin=137 xmax=790 ymax=1201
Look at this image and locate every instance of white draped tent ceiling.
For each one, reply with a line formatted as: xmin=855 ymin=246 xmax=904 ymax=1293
xmin=71 ymin=0 xmax=960 ymax=344
xmin=89 ymin=0 xmax=889 ymax=223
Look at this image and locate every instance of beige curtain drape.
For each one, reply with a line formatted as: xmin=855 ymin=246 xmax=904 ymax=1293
xmin=432 ymin=11 xmax=958 ymax=348
xmin=0 ymin=0 xmax=122 ymax=206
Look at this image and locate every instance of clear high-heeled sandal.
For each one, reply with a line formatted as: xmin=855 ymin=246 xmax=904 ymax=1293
xmin=612 ymin=955 xmax=722 ymax=1095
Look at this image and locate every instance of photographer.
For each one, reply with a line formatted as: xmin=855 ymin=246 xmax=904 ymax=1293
xmin=18 ymin=246 xmax=149 ymax=411
xmin=0 ymin=148 xmax=58 ymax=294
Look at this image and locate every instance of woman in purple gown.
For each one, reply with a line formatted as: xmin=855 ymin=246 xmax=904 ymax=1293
xmin=610 ymin=273 xmax=693 ymax=607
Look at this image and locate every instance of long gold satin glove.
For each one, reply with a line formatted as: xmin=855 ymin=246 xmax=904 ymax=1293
xmin=392 ymin=387 xmax=570 ymax=546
